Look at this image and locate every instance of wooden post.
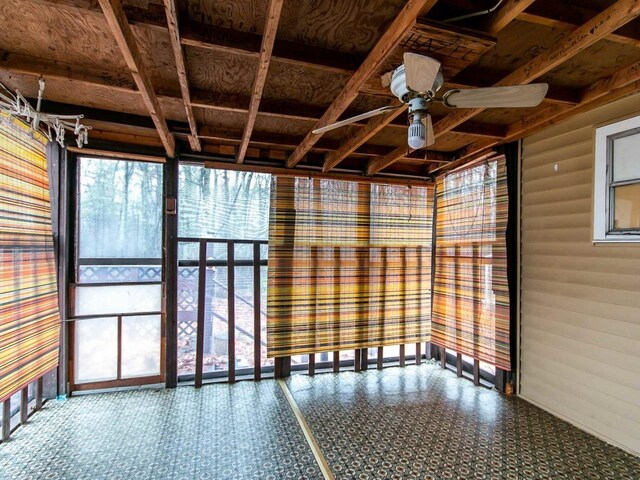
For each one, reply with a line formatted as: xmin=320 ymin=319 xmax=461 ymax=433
xmin=440 ymin=347 xmax=446 ymax=368
xmin=164 ymin=156 xmax=179 ymax=388
xmin=227 ymin=240 xmax=236 ymax=383
xmin=35 ymin=377 xmax=43 ymax=410
xmin=253 ymin=242 xmax=262 ymax=381
xmin=456 ymin=353 xmax=463 ymax=377
xmin=415 ymin=342 xmax=422 ymax=365
xmin=399 ymin=344 xmax=406 ymax=367
xmin=274 ymin=356 xmax=291 ymax=379
xmin=308 ymin=354 xmax=316 ymax=376
xmin=473 ymin=359 xmax=481 ymax=386
xmin=2 ymin=399 xmax=10 ymax=442
xmin=361 ymin=348 xmax=369 ymax=370
xmin=354 ymin=349 xmax=361 ymax=372
xmin=377 ymin=346 xmax=383 ymax=370
xmin=194 ymin=239 xmax=207 ymax=388
xmin=20 ymin=387 xmax=29 ymax=424
xmin=333 ymin=351 xmax=340 ymax=373
xmin=116 ymin=315 xmax=123 ymax=380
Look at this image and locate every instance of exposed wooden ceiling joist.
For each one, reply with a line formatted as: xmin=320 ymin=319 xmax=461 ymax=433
xmin=518 ymin=2 xmax=640 ymax=49
xmin=435 ymin=0 xmax=640 ymax=136
xmin=450 ymin=59 xmax=640 ymax=166
xmin=322 ymin=103 xmax=407 ymax=172
xmin=236 ymin=0 xmax=284 ymax=164
xmin=0 ymin=51 xmax=506 ymax=144
xmin=97 ymin=0 xmax=175 ymax=156
xmin=482 ymin=0 xmax=536 ymax=36
xmin=285 ymin=0 xmax=438 ymax=168
xmin=163 ymin=0 xmax=199 ymax=151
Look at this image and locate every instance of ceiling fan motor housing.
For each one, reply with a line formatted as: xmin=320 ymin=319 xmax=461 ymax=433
xmin=390 ymin=64 xmax=444 ymax=102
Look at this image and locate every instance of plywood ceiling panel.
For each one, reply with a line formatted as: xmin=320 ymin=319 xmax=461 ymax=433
xmin=0 ymin=0 xmax=127 ymax=72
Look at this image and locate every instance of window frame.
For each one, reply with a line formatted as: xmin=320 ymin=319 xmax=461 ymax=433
xmin=593 ymin=115 xmax=640 ymax=242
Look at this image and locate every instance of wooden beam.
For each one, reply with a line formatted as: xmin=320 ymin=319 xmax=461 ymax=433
xmin=98 ymin=0 xmax=175 ymax=156
xmin=448 ymin=59 xmax=640 ymax=168
xmin=367 ymin=145 xmax=412 ymax=176
xmin=458 ymin=58 xmax=640 ymax=160
xmin=204 ymin=160 xmax=432 ymax=186
xmin=237 ymin=0 xmax=284 ymax=164
xmin=322 ymin=103 xmax=406 ymax=172
xmin=286 ymin=0 xmax=437 ymax=168
xmin=163 ymin=0 xmax=200 ymax=151
xmin=433 ymin=0 xmax=640 ymax=141
xmin=483 ymin=0 xmax=536 ymax=35
xmin=67 ymin=146 xmax=166 ymax=163
xmin=518 ymin=2 xmax=640 ymax=49
xmin=0 ymin=52 xmax=514 ymax=144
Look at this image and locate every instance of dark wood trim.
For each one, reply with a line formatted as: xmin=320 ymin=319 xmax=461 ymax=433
xmin=399 ymin=344 xmax=406 ymax=367
xmin=253 ymin=242 xmax=261 ymax=381
xmin=71 ymin=375 xmax=163 ymax=392
xmin=333 ymin=351 xmax=340 ymax=373
xmin=361 ymin=349 xmax=369 ymax=371
xmin=440 ymin=347 xmax=446 ymax=369
xmin=227 ymin=240 xmax=236 ymax=383
xmin=415 ymin=342 xmax=422 ymax=365
xmin=456 ymin=353 xmax=463 ymax=377
xmin=194 ymin=239 xmax=207 ymax=388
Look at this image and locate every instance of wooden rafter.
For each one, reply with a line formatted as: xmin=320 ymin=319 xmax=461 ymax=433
xmin=322 ymin=103 xmax=406 ymax=172
xmin=518 ymin=2 xmax=640 ymax=49
xmin=285 ymin=0 xmax=437 ymax=168
xmin=163 ymin=0 xmax=200 ymax=151
xmin=0 ymin=52 xmax=508 ymax=144
xmin=450 ymin=59 xmax=640 ymax=167
xmin=236 ymin=0 xmax=284 ymax=164
xmin=98 ymin=0 xmax=175 ymax=156
xmin=367 ymin=0 xmax=640 ymax=175
xmin=435 ymin=0 xmax=640 ymax=137
xmin=483 ymin=0 xmax=536 ymax=35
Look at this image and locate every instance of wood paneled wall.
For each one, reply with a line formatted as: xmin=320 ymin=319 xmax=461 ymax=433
xmin=520 ymin=92 xmax=640 ymax=456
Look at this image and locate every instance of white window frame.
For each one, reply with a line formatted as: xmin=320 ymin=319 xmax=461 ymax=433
xmin=593 ymin=115 xmax=640 ymax=242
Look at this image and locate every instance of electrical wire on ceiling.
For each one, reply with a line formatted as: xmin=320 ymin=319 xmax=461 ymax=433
xmin=0 ymin=78 xmax=91 ymax=148
xmin=442 ymin=0 xmax=504 ymax=23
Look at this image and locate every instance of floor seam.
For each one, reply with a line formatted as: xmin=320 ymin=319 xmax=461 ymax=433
xmin=277 ymin=379 xmax=335 ymax=480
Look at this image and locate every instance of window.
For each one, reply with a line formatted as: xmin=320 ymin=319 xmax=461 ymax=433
xmin=594 ymin=115 xmax=640 ymax=242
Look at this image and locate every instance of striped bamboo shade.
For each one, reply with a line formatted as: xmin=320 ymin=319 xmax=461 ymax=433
xmin=0 ymin=114 xmax=60 ymax=402
xmin=431 ymin=156 xmax=511 ymax=371
xmin=267 ymin=177 xmax=433 ymax=357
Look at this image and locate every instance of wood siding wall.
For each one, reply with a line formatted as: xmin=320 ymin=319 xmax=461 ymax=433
xmin=520 ymin=93 xmax=640 ymax=456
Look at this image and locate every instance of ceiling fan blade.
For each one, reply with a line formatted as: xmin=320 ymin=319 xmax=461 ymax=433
xmin=403 ymin=52 xmax=441 ymax=93
xmin=381 ymin=70 xmax=393 ymax=88
xmin=312 ymin=105 xmax=402 ymax=135
xmin=442 ymin=83 xmax=549 ymax=108
xmin=422 ymin=114 xmax=435 ymax=147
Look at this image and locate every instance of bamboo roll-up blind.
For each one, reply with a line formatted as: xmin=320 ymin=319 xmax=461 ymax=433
xmin=431 ymin=155 xmax=511 ymax=370
xmin=0 ymin=114 xmax=60 ymax=402
xmin=267 ymin=176 xmax=433 ymax=357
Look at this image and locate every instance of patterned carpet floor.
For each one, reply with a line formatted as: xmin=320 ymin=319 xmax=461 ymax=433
xmin=1 ymin=364 xmax=639 ymax=479
xmin=0 ymin=381 xmax=322 ymax=480
xmin=286 ymin=363 xmax=640 ymax=480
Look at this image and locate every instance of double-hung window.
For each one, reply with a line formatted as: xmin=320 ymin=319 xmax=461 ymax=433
xmin=594 ymin=115 xmax=640 ymax=242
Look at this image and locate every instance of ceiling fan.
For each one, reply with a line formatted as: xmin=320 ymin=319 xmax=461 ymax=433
xmin=313 ymin=53 xmax=549 ymax=149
